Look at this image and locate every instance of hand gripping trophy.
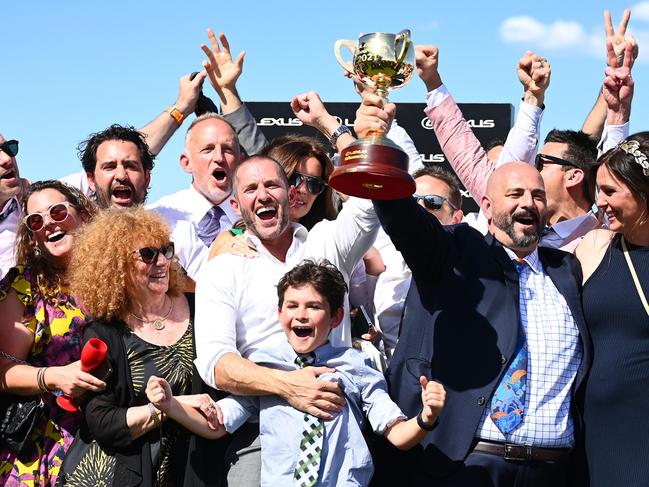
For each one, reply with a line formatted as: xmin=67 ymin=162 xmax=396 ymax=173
xmin=331 ymin=30 xmax=416 ymax=199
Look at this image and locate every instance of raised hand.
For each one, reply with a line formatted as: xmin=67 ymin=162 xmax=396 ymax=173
xmin=415 ymin=45 xmax=442 ymax=92
xmin=517 ymin=51 xmax=550 ymax=107
xmin=176 ymin=71 xmax=207 ymax=115
xmin=604 ymin=9 xmax=638 ymax=65
xmin=419 ymin=376 xmax=446 ymax=427
xmin=290 ymin=91 xmax=332 ymax=127
xmin=603 ymin=40 xmax=635 ymax=124
xmin=201 ymin=29 xmax=245 ymax=102
xmin=354 ymin=93 xmax=396 ymax=139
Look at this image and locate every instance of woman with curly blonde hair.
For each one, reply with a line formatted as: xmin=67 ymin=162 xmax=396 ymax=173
xmin=61 ymin=207 xmax=223 ymax=487
xmin=0 ymin=180 xmax=104 ymax=486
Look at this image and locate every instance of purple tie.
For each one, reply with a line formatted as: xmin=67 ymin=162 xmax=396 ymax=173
xmin=197 ymin=206 xmax=224 ymax=247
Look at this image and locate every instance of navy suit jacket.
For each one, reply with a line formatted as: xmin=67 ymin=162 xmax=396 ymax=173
xmin=374 ymin=198 xmax=591 ymax=479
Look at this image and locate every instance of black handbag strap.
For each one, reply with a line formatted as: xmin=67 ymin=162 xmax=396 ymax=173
xmin=0 ymin=350 xmax=29 ymax=366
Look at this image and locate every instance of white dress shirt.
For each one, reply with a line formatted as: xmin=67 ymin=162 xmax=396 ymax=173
xmin=0 ymin=197 xmax=20 ymax=280
xmin=148 ymin=185 xmax=238 ymax=280
xmin=194 ymin=197 xmax=380 ymax=388
xmin=476 ymin=248 xmax=582 ymax=448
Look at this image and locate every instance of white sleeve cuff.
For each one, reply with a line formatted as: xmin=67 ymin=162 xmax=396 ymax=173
xmin=425 ymin=84 xmax=450 ymax=109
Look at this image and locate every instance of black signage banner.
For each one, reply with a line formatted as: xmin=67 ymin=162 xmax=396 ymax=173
xmin=247 ymin=101 xmax=513 ymax=212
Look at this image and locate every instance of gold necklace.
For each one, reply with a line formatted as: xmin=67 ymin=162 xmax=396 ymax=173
xmin=129 ymin=296 xmax=174 ymax=331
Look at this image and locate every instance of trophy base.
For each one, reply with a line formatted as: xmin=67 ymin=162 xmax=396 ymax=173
xmin=330 ymin=135 xmax=415 ymax=200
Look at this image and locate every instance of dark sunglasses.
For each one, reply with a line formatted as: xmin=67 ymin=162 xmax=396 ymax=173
xmin=0 ymin=140 xmax=19 ymax=158
xmin=289 ymin=172 xmax=328 ymax=195
xmin=534 ymin=153 xmax=577 ymax=171
xmin=24 ymin=202 xmax=72 ymax=232
xmin=413 ymin=194 xmax=458 ymax=211
xmin=134 ymin=242 xmax=175 ymax=264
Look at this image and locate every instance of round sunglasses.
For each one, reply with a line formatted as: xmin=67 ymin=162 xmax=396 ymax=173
xmin=134 ymin=242 xmax=175 ymax=264
xmin=413 ymin=194 xmax=458 ymax=211
xmin=24 ymin=202 xmax=72 ymax=232
xmin=289 ymin=172 xmax=328 ymax=195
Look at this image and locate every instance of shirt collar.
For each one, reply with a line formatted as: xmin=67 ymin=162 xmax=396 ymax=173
xmin=243 ymin=222 xmax=308 ymax=258
xmin=188 ymin=184 xmax=237 ymax=224
xmin=549 ymin=211 xmax=600 ymax=239
xmin=289 ymin=341 xmax=335 ymax=365
xmin=0 ymin=197 xmax=19 ymax=222
xmin=502 ymin=246 xmax=542 ymax=274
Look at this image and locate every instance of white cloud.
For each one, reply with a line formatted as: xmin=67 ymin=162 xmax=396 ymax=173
xmin=500 ymin=12 xmax=648 ymax=63
xmin=633 ymin=2 xmax=649 ymax=23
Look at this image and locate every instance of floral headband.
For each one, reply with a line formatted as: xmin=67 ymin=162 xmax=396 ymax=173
xmin=619 ymin=140 xmax=649 ymax=176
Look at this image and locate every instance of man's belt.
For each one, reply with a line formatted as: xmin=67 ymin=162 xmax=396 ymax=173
xmin=473 ymin=440 xmax=572 ymax=462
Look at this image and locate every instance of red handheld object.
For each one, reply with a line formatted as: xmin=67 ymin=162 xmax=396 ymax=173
xmin=57 ymin=338 xmax=108 ymax=412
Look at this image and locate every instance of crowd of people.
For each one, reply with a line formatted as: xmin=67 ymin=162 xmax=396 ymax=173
xmin=0 ymin=8 xmax=647 ymax=487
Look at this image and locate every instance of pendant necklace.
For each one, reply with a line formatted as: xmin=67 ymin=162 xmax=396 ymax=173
xmin=129 ymin=296 xmax=174 ymax=331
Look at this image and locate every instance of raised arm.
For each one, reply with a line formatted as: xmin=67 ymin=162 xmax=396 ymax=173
xmin=290 ymin=91 xmax=356 ymax=152
xmin=139 ymin=72 xmax=207 ymax=156
xmin=201 ymin=29 xmax=268 ymax=155
xmin=418 ymin=45 xmax=549 ymax=202
xmin=582 ymin=9 xmax=634 ymax=141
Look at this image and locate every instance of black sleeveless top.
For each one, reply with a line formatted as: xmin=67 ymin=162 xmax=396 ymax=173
xmin=582 ymin=234 xmax=649 ymax=487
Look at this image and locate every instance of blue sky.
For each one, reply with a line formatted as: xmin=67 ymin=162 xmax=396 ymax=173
xmin=3 ymin=0 xmax=648 ymax=201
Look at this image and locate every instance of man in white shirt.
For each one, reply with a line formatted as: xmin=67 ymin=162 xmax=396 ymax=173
xmin=194 ymin=154 xmax=380 ymax=485
xmin=149 ymin=113 xmax=242 ymax=280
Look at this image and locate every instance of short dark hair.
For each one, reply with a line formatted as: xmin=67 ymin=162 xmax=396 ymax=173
xmin=485 ymin=138 xmax=505 ymax=153
xmin=78 ymin=124 xmax=155 ymax=174
xmin=544 ymin=129 xmax=598 ymax=203
xmin=232 ymin=155 xmax=290 ymax=199
xmin=596 ymin=133 xmax=649 ymax=222
xmin=277 ymin=259 xmax=348 ymax=312
xmin=412 ymin=165 xmax=462 ymax=210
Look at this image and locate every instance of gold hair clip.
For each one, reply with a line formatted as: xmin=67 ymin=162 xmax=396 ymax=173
xmin=619 ymin=140 xmax=649 ymax=176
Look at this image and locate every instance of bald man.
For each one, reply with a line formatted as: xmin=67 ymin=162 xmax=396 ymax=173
xmin=372 ymin=162 xmax=590 ymax=486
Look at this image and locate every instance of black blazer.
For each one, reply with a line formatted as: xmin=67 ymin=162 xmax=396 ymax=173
xmin=373 ymin=198 xmax=591 ymax=479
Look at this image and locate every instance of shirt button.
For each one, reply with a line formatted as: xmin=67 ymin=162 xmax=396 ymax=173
xmin=500 ymin=355 xmax=507 ymax=365
xmin=477 ymin=396 xmax=486 ymax=406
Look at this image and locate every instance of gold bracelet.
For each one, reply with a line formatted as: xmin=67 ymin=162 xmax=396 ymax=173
xmin=148 ymin=402 xmax=161 ymax=427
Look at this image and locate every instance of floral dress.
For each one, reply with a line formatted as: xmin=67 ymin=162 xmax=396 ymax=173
xmin=0 ymin=266 xmax=87 ymax=486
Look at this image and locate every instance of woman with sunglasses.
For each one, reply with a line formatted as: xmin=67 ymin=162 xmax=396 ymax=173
xmin=261 ymin=134 xmax=339 ymax=229
xmin=574 ymin=133 xmax=649 ymax=486
xmin=61 ymin=208 xmax=221 ymax=486
xmin=0 ymin=180 xmax=103 ymax=486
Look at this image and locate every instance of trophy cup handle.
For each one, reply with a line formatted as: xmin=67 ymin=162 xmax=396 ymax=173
xmin=394 ymin=29 xmax=412 ymax=65
xmin=334 ymin=39 xmax=357 ymax=75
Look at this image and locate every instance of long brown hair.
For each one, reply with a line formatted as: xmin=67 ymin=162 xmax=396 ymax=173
xmin=15 ymin=180 xmax=97 ymax=300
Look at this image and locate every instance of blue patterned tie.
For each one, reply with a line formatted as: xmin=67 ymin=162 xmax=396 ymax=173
xmin=294 ymin=354 xmax=323 ymax=487
xmin=197 ymin=205 xmax=224 ymax=247
xmin=490 ymin=258 xmax=529 ymax=434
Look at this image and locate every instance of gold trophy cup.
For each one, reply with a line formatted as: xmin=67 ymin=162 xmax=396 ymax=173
xmin=331 ymin=30 xmax=416 ymax=199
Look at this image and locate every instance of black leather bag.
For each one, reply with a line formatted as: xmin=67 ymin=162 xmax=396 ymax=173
xmin=0 ymin=393 xmax=44 ymax=459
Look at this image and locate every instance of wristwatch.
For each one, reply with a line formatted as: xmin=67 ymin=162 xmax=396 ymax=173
xmin=165 ymin=105 xmax=185 ymax=126
xmin=329 ymin=124 xmax=352 ymax=148
xmin=416 ymin=409 xmax=437 ymax=431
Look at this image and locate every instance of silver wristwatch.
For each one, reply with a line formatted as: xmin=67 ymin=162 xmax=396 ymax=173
xmin=329 ymin=124 xmax=352 ymax=148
